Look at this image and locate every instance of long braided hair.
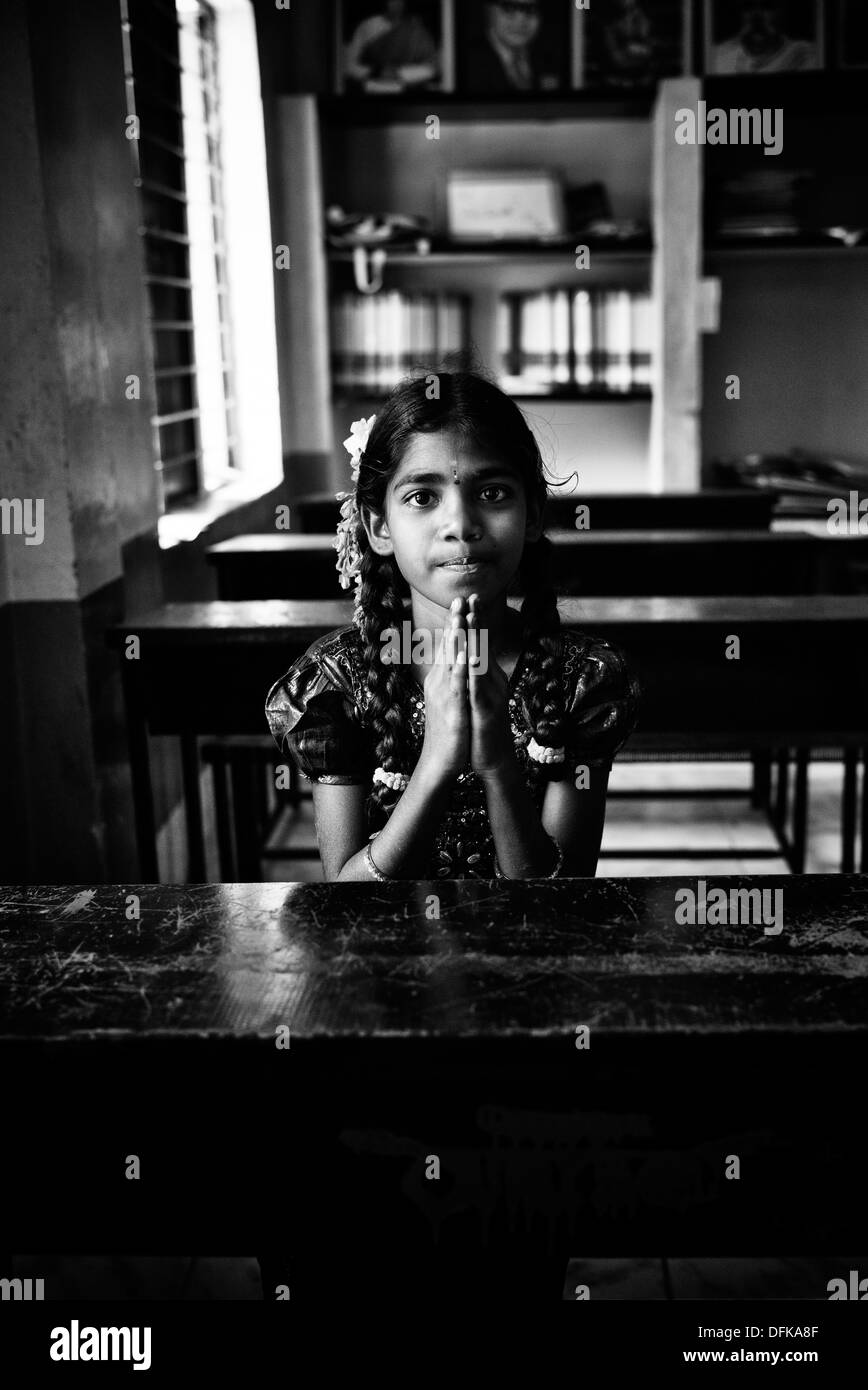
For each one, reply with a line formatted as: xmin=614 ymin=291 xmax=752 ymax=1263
xmin=352 ymin=369 xmax=569 ymax=815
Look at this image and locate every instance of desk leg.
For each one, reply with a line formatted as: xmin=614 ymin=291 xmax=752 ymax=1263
xmin=842 ymin=751 xmax=858 ymax=874
xmin=751 ymin=752 xmax=771 ymax=809
xmin=231 ymin=758 xmax=260 ymax=880
xmin=860 ymin=748 xmax=868 ymax=874
xmin=211 ymin=757 xmax=236 ymax=882
xmin=180 ymin=733 xmax=206 ymax=883
xmin=121 ymin=662 xmax=158 ymax=881
xmin=773 ymin=748 xmax=790 ymax=836
xmin=791 ymin=750 xmax=809 ymax=875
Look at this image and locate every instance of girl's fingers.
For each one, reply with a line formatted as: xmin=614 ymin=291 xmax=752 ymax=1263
xmin=450 ymin=647 xmax=467 ymax=698
xmin=437 ymin=600 xmax=457 ymax=667
xmin=467 ymin=593 xmax=482 ymax=675
xmin=444 ymin=598 xmax=467 ymax=669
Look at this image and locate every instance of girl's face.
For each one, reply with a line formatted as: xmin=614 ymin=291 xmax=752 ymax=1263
xmin=364 ymin=429 xmax=541 ymax=612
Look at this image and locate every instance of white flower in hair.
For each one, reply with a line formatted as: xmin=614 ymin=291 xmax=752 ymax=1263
xmin=335 ymin=414 xmax=376 ymax=607
xmin=342 ymin=415 xmax=376 ymax=479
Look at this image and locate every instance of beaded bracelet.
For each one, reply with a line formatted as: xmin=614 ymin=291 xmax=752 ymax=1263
xmin=494 ymin=832 xmax=564 ymax=880
xmin=364 ymin=840 xmax=391 ymax=881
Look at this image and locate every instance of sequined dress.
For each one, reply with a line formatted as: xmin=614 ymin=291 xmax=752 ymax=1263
xmin=265 ymin=625 xmax=642 ymax=879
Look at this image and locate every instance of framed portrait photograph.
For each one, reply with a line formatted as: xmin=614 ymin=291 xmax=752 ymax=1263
xmin=837 ymin=0 xmax=868 ymax=68
xmin=704 ymin=0 xmax=825 ymax=75
xmin=573 ymin=0 xmax=692 ymax=90
xmin=335 ymin=0 xmax=454 ymax=93
xmin=454 ymin=0 xmax=571 ymax=95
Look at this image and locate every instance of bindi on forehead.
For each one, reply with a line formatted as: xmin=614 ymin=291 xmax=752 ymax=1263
xmin=390 ymin=436 xmax=520 ymax=491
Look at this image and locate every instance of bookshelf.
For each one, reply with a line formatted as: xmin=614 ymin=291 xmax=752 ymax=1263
xmin=268 ymin=73 xmax=701 ymax=494
xmin=259 ymin=3 xmax=867 ymax=500
xmin=298 ymin=77 xmax=702 ymax=495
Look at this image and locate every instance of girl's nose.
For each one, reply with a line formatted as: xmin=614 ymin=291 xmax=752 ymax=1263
xmin=440 ymin=494 xmax=483 ymax=540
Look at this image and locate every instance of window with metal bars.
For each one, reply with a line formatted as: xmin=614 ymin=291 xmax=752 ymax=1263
xmin=121 ymin=0 xmax=236 ymax=505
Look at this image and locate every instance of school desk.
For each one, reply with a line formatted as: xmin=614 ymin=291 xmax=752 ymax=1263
xmin=1 ymin=876 xmax=866 ymax=1300
xmin=107 ymin=596 xmax=868 ymax=883
xmin=205 ymin=529 xmax=868 ymax=600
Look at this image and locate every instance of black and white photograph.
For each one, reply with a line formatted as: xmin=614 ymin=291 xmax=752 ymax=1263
xmin=335 ymin=0 xmax=452 ymax=93
xmin=2 ymin=0 xmax=868 ymax=1352
xmin=704 ymin=0 xmax=825 ymax=75
xmin=454 ymin=0 xmax=570 ymax=94
xmin=573 ymin=0 xmax=691 ymax=90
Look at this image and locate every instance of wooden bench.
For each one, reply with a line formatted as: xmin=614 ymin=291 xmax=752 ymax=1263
xmin=206 ymin=528 xmax=868 ymax=600
xmin=107 ymin=596 xmax=868 ymax=881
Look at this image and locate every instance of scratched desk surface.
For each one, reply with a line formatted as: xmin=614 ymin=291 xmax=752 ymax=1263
xmin=1 ymin=876 xmax=867 ymax=1039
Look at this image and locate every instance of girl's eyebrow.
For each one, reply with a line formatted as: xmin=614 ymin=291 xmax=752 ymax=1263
xmin=393 ymin=465 xmax=514 ymax=489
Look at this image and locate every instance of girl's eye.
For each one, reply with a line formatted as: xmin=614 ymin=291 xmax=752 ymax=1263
xmin=403 ymin=484 xmax=513 ymax=507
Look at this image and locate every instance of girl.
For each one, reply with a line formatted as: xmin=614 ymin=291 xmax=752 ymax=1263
xmin=265 ymin=371 xmax=641 ymax=880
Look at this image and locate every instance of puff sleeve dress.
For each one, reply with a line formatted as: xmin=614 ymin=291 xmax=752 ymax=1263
xmin=265 ymin=624 xmax=642 ymax=878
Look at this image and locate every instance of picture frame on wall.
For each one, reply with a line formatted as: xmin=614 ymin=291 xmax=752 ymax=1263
xmin=454 ymin=0 xmax=570 ymax=95
xmin=572 ymin=0 xmax=692 ymax=90
xmin=703 ymin=0 xmax=825 ymax=75
xmin=837 ymin=0 xmax=868 ymax=68
xmin=335 ymin=0 xmax=454 ymax=93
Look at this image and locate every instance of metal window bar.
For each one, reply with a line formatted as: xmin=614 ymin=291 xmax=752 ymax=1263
xmin=135 ymin=176 xmax=189 ymax=204
xmin=121 ymin=0 xmax=202 ymax=500
xmin=153 ymin=407 xmax=202 ymax=426
xmin=145 ymin=274 xmax=195 ymax=289
xmin=140 ymin=226 xmax=192 ymax=246
xmin=181 ymin=0 xmax=237 ymax=478
xmin=122 ymin=0 xmax=238 ymax=499
xmin=154 ymin=362 xmax=231 ymax=379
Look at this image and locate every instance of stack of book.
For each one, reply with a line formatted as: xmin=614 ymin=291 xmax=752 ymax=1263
xmin=330 ymin=291 xmax=470 ymax=393
xmin=499 ymin=289 xmax=654 ymax=396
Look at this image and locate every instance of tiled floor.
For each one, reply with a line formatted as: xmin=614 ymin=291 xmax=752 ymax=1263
xmin=261 ymin=759 xmax=852 ymax=881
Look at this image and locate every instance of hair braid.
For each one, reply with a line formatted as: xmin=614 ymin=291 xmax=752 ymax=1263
xmin=518 ymin=535 xmax=570 ymax=783
xmin=356 ymin=546 xmax=415 ymax=815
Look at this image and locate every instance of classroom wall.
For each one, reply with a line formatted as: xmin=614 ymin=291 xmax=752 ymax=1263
xmin=0 ymin=1 xmax=171 ymax=882
xmin=702 ymin=254 xmax=868 ymax=468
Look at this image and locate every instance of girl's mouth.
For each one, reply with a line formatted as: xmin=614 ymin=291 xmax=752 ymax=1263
xmin=440 ymin=561 xmax=489 ymax=574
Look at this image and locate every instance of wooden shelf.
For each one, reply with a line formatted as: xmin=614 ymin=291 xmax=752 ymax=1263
xmin=327 ymin=238 xmax=652 ymax=265
xmin=318 ymin=91 xmax=655 ymax=125
xmin=705 ymin=235 xmax=868 ymax=257
xmin=333 ymin=386 xmax=652 ymax=405
xmin=328 ymin=237 xmax=865 ymax=264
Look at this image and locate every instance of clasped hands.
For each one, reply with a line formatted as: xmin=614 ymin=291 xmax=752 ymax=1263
xmin=420 ymin=594 xmax=515 ymax=780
